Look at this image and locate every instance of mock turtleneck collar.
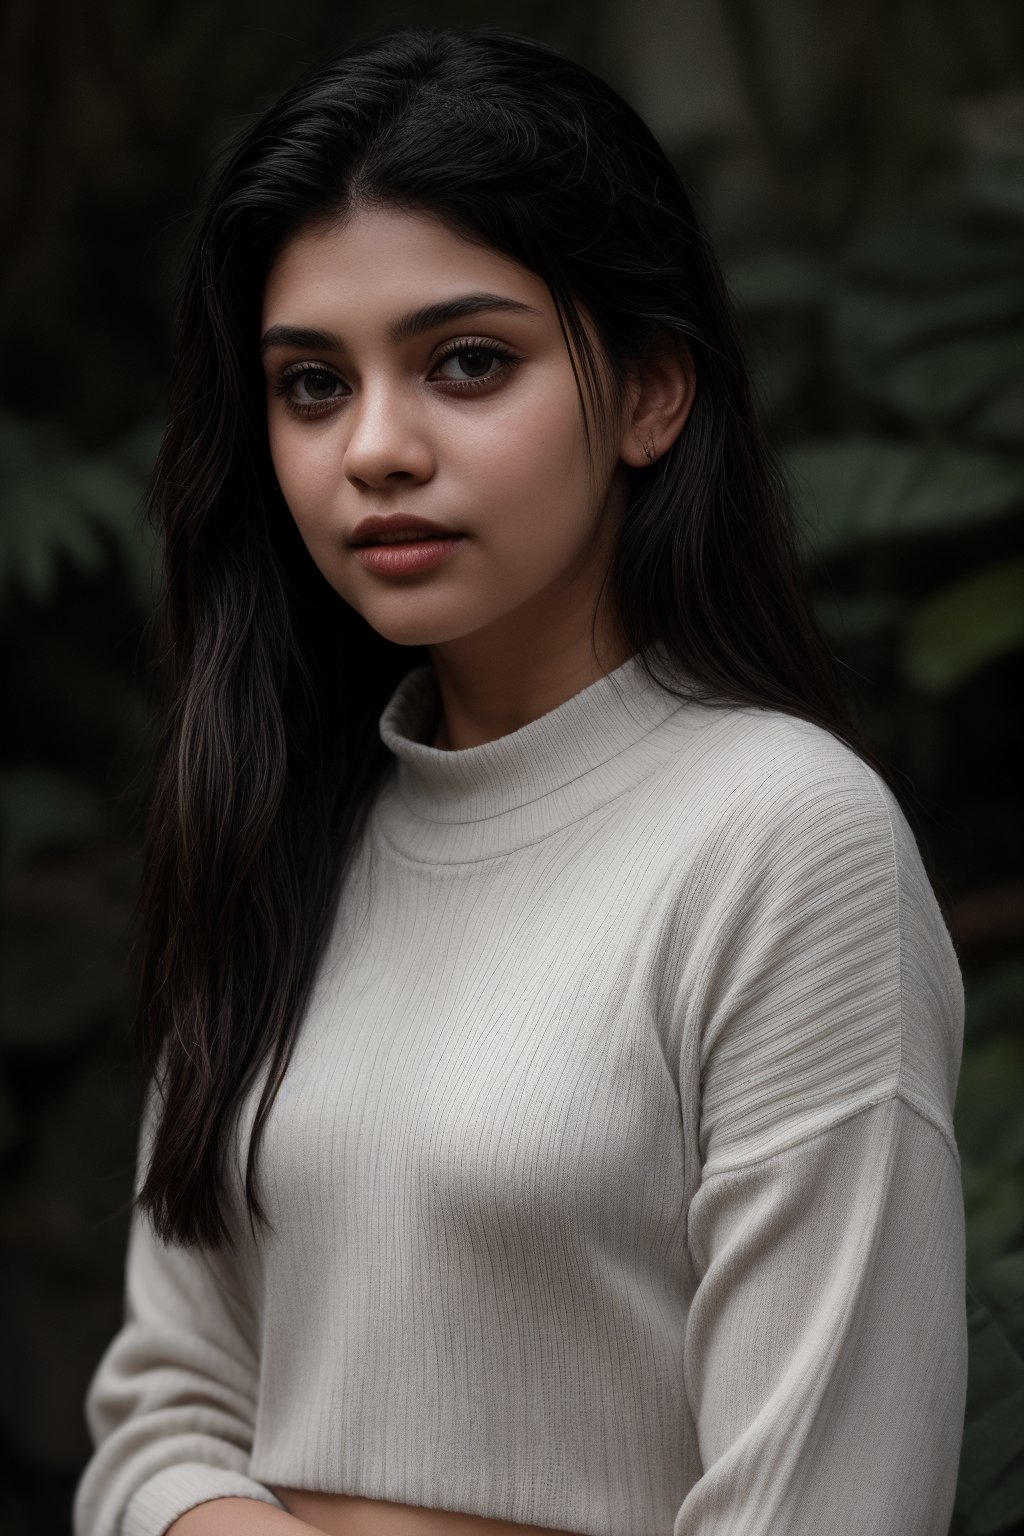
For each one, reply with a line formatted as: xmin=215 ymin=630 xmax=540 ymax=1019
xmin=372 ymin=640 xmax=700 ymax=864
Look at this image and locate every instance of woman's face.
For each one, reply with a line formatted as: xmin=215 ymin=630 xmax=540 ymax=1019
xmin=261 ymin=204 xmax=638 ymax=666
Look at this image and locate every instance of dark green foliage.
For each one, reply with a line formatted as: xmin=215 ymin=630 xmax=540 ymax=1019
xmin=955 ymin=1255 xmax=1024 ymax=1534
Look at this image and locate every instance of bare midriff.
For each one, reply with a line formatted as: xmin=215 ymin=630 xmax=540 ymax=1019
xmin=267 ymin=1488 xmax=570 ymax=1536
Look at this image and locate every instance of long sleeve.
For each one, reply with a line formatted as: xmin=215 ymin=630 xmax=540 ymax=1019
xmin=72 ymin=1084 xmax=287 ymax=1536
xmin=671 ymin=751 xmax=968 ymax=1534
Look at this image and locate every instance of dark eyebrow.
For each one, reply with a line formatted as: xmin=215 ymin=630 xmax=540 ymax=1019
xmin=260 ymin=292 xmax=541 ymax=356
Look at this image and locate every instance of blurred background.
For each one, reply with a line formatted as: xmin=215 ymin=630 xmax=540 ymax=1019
xmin=1 ymin=1 xmax=1022 ymax=1532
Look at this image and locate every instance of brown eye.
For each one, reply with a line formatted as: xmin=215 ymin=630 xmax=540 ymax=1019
xmin=299 ymin=369 xmax=339 ymax=399
xmin=433 ymin=341 xmax=519 ymax=390
xmin=446 ymin=348 xmax=496 ymax=378
xmin=272 ymin=364 xmax=347 ymax=417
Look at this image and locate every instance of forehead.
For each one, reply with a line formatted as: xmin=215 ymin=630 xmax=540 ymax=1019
xmin=261 ymin=205 xmax=552 ymax=325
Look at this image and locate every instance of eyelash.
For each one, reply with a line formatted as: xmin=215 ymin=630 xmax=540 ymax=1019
xmin=270 ymin=339 xmax=521 ymax=419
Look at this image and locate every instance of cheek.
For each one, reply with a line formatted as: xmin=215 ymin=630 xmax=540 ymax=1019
xmin=449 ymin=372 xmax=590 ymax=521
xmin=269 ymin=422 xmax=341 ymax=540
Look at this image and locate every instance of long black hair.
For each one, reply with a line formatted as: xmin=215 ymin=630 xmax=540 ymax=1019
xmin=131 ymin=23 xmax=906 ymax=1251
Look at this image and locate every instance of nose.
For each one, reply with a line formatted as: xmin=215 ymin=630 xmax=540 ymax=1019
xmin=342 ymin=377 xmax=435 ymax=490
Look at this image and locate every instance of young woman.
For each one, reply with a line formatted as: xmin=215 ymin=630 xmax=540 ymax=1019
xmin=73 ymin=25 xmax=967 ymax=1536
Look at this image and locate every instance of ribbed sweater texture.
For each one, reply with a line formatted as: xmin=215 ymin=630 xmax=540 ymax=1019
xmin=73 ymin=642 xmax=968 ymax=1536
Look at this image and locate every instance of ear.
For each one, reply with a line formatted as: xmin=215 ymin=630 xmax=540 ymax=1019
xmin=617 ymin=335 xmax=696 ymax=468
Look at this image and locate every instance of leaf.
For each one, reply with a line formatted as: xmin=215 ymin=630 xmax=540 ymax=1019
xmin=837 ymin=213 xmax=1023 ymax=293
xmin=0 ymin=411 xmax=161 ymax=610
xmin=955 ymin=1035 xmax=1024 ymax=1170
xmin=961 ymin=1162 xmax=1024 ymax=1278
xmin=828 ymin=204 xmax=1024 ymax=437
xmin=785 ymin=438 xmax=1024 ymax=558
xmin=844 ymin=329 xmax=1024 ymax=437
xmin=901 ymin=561 xmax=1024 ymax=694
xmin=834 ymin=274 xmax=1024 ymax=358
xmin=956 ymin=1032 xmax=1024 ymax=1275
xmin=959 ymin=91 xmax=1024 ymax=223
xmin=965 ymin=381 xmax=1024 ymax=451
xmin=964 ymin=960 xmax=1024 ymax=1041
xmin=955 ymin=1252 xmax=1024 ymax=1533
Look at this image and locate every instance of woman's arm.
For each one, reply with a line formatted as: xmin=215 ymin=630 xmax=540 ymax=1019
xmin=167 ymin=1497 xmax=324 ymax=1534
xmin=72 ymin=1084 xmax=290 ymax=1536
xmin=669 ymin=751 xmax=967 ymax=1533
xmin=676 ymin=1096 xmax=966 ymax=1533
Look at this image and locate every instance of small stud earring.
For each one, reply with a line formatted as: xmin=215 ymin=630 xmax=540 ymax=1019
xmin=643 ymin=438 xmax=657 ymax=463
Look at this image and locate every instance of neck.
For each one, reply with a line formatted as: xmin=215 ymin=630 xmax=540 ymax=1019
xmin=374 ymin=638 xmax=701 ymax=863
xmin=426 ymin=629 xmax=637 ymax=754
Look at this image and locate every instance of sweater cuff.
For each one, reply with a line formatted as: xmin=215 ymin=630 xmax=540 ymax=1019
xmin=123 ymin=1463 xmax=287 ymax=1536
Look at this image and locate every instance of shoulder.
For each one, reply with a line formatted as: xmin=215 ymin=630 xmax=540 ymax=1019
xmin=650 ymin=698 xmax=899 ymax=872
xmin=657 ymin=698 xmax=959 ymax=1004
xmin=649 ymin=702 xmax=964 ymax=1163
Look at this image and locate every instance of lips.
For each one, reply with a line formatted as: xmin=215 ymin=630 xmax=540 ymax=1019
xmin=357 ymin=533 xmax=463 ymax=547
xmin=349 ymin=513 xmax=463 ymax=546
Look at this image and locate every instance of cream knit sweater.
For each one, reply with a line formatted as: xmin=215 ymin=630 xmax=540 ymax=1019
xmin=73 ymin=642 xmax=967 ymax=1536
